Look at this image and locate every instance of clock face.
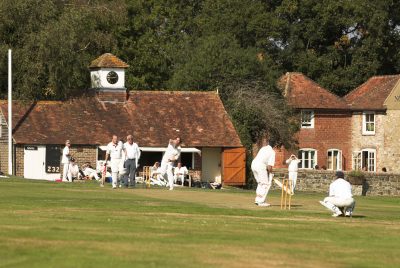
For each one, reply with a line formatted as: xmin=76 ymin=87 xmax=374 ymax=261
xmin=106 ymin=71 xmax=119 ymax=84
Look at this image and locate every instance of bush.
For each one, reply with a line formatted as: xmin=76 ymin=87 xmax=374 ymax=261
xmin=347 ymin=170 xmax=366 ymax=185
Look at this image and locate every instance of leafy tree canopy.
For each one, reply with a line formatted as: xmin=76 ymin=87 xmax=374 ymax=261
xmin=1 ymin=0 xmax=400 ymax=148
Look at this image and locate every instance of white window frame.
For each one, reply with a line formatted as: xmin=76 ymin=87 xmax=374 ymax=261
xmin=352 ymin=151 xmax=362 ymax=171
xmin=327 ymin=149 xmax=342 ymax=171
xmin=298 ymin=148 xmax=317 ymax=169
xmin=362 ymin=111 xmax=375 ymax=135
xmin=352 ymin=149 xmax=376 ymax=172
xmin=301 ymin=110 xmax=314 ymax=128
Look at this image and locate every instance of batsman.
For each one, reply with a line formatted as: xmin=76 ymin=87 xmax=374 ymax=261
xmin=251 ymin=137 xmax=276 ymax=207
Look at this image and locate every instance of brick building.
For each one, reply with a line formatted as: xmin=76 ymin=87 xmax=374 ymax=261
xmin=0 ymin=53 xmax=246 ymax=185
xmin=345 ymin=75 xmax=400 ymax=173
xmin=275 ymin=72 xmax=400 ymax=173
xmin=275 ymin=72 xmax=352 ymax=171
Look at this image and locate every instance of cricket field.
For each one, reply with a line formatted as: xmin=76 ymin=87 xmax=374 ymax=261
xmin=0 ymin=178 xmax=399 ymax=268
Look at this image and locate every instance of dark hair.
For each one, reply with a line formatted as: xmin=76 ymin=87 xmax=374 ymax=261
xmin=335 ymin=171 xmax=344 ymax=178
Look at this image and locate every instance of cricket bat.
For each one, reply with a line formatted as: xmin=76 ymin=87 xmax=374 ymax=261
xmin=100 ymin=163 xmax=107 ymax=187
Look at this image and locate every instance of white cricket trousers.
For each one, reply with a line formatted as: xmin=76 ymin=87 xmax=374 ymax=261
xmin=160 ymin=161 xmax=174 ymax=189
xmin=62 ymin=163 xmax=70 ymax=182
xmin=174 ymin=174 xmax=185 ymax=185
xmin=324 ymin=196 xmax=355 ymax=213
xmin=251 ymin=161 xmax=272 ymax=204
xmin=288 ymin=171 xmax=298 ymax=192
xmin=324 ymin=197 xmax=355 ymax=208
xmin=110 ymin=159 xmax=123 ymax=188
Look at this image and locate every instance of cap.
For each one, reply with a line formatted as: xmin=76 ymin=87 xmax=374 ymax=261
xmin=335 ymin=170 xmax=344 ymax=178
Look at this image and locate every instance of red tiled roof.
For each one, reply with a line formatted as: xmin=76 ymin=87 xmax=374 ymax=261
xmin=89 ymin=53 xmax=129 ymax=69
xmin=344 ymin=75 xmax=400 ymax=110
xmin=278 ymin=72 xmax=348 ymax=109
xmin=0 ymin=91 xmax=242 ymax=147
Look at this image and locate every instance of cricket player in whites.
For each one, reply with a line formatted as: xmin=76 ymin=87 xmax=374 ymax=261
xmin=251 ymin=138 xmax=276 ymax=207
xmin=104 ymin=135 xmax=125 ymax=189
xmin=160 ymin=137 xmax=182 ymax=190
xmin=320 ymin=171 xmax=356 ymax=217
xmin=62 ymin=140 xmax=71 ymax=182
xmin=286 ymin=154 xmax=301 ymax=193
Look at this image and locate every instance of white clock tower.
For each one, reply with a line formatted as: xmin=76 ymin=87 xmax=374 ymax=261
xmin=89 ymin=53 xmax=129 ymax=102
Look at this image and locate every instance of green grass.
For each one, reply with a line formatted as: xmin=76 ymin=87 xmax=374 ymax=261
xmin=0 ymin=178 xmax=399 ymax=268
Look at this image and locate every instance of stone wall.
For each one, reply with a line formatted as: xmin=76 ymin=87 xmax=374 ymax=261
xmin=382 ymin=110 xmax=400 ymax=173
xmin=273 ymin=168 xmax=400 ymax=196
xmin=193 ymin=152 xmax=202 ymax=170
xmin=15 ymin=146 xmax=24 ymax=177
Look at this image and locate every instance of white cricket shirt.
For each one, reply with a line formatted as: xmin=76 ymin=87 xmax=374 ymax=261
xmin=286 ymin=158 xmax=301 ymax=172
xmin=124 ymin=142 xmax=141 ymax=160
xmin=252 ymin=145 xmax=275 ymax=167
xmin=106 ymin=141 xmax=124 ymax=160
xmin=162 ymin=143 xmax=181 ymax=163
xmin=329 ymin=178 xmax=353 ymax=199
xmin=61 ymin=146 xmax=70 ymax=164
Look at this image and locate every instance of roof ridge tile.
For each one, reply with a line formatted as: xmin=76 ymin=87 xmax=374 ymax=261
xmin=345 ymin=74 xmax=400 ymax=103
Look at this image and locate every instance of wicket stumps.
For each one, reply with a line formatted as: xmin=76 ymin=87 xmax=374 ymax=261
xmin=280 ymin=179 xmax=293 ymax=210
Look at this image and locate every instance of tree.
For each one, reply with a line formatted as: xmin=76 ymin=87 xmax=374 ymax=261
xmin=220 ymin=79 xmax=299 ymax=150
xmin=272 ymin=0 xmax=400 ymax=95
xmin=0 ymin=0 xmax=126 ymax=100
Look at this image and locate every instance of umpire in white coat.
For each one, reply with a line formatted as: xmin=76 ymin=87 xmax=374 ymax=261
xmin=123 ymin=135 xmax=141 ymax=188
xmin=286 ymin=154 xmax=301 ymax=193
xmin=105 ymin=135 xmax=125 ymax=189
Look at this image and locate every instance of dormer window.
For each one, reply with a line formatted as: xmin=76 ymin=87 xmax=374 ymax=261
xmin=362 ymin=111 xmax=375 ymax=135
xmin=301 ymin=110 xmax=314 ymax=128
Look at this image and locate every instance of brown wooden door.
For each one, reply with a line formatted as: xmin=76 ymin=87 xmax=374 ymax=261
xmin=222 ymin=147 xmax=246 ymax=185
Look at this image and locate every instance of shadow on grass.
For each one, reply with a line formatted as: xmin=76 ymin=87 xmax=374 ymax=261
xmin=348 ymin=215 xmax=366 ymax=218
xmin=268 ymin=204 xmax=303 ymax=208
